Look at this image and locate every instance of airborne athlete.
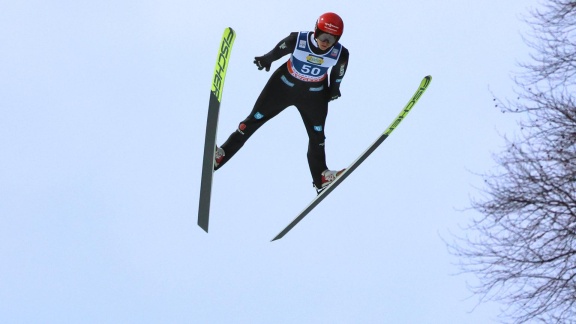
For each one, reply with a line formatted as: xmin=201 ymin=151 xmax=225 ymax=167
xmin=214 ymin=12 xmax=350 ymax=192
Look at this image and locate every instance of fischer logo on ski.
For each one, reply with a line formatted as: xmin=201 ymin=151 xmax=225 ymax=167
xmin=212 ymin=30 xmax=235 ymax=102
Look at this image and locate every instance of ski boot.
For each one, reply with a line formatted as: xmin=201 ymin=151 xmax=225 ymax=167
xmin=214 ymin=146 xmax=225 ymax=168
xmin=315 ymin=169 xmax=346 ymax=194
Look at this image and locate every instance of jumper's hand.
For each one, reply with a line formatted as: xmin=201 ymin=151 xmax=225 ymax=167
xmin=328 ymin=88 xmax=341 ymax=102
xmin=254 ymin=56 xmax=272 ymax=72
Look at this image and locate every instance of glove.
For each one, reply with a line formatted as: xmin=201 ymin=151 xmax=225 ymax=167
xmin=328 ymin=87 xmax=341 ymax=102
xmin=254 ymin=56 xmax=272 ymax=72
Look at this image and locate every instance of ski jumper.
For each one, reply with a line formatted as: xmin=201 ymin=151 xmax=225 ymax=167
xmin=216 ymin=31 xmax=349 ymax=187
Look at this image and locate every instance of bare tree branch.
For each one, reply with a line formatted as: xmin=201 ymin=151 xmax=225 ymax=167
xmin=449 ymin=1 xmax=576 ymax=323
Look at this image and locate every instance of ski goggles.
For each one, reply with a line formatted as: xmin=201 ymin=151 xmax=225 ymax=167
xmin=316 ymin=32 xmax=337 ymax=45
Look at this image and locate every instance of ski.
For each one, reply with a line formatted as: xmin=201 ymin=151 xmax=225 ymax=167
xmin=271 ymin=75 xmax=432 ymax=241
xmin=198 ymin=27 xmax=236 ymax=232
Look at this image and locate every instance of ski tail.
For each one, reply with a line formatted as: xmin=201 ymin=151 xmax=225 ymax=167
xmin=198 ymin=27 xmax=236 ymax=233
xmin=271 ymin=75 xmax=432 ymax=241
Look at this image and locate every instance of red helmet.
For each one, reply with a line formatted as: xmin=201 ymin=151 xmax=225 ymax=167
xmin=315 ymin=12 xmax=344 ymax=37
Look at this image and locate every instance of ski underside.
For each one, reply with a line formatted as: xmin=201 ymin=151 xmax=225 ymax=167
xmin=271 ymin=75 xmax=432 ymax=241
xmin=198 ymin=27 xmax=236 ymax=233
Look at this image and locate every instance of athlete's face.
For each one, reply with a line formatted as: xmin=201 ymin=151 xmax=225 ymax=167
xmin=315 ymin=32 xmax=337 ymax=50
xmin=316 ymin=38 xmax=332 ymax=50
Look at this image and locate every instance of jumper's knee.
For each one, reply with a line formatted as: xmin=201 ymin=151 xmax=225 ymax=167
xmin=237 ymin=111 xmax=266 ymax=136
xmin=309 ymin=125 xmax=326 ymax=146
xmin=237 ymin=122 xmax=247 ymax=135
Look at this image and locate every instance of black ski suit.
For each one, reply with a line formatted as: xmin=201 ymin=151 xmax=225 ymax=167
xmin=216 ymin=31 xmax=349 ymax=188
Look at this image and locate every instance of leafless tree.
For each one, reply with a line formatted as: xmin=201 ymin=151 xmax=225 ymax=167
xmin=449 ymin=1 xmax=576 ymax=323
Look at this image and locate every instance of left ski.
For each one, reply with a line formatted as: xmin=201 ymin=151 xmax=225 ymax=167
xmin=198 ymin=27 xmax=236 ymax=233
xmin=271 ymin=75 xmax=432 ymax=241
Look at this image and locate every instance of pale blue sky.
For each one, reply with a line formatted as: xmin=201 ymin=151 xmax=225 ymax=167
xmin=2 ymin=1 xmax=536 ymax=323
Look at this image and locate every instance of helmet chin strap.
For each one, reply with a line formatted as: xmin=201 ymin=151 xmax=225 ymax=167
xmin=311 ymin=36 xmax=319 ymax=47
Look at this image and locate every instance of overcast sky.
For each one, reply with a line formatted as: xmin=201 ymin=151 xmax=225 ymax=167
xmin=1 ymin=1 xmax=538 ymax=323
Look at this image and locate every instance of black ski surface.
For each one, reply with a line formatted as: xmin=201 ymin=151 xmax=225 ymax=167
xmin=271 ymin=75 xmax=432 ymax=241
xmin=198 ymin=27 xmax=236 ymax=232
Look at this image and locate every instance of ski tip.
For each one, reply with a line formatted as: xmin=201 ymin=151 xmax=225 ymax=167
xmin=420 ymin=75 xmax=432 ymax=88
xmin=224 ymin=27 xmax=236 ymax=38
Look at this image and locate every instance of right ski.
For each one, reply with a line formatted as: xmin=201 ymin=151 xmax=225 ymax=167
xmin=271 ymin=75 xmax=432 ymax=241
xmin=198 ymin=27 xmax=236 ymax=233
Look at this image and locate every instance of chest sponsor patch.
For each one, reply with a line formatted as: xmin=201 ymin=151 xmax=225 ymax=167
xmin=330 ymin=48 xmax=339 ymax=57
xmin=306 ymin=55 xmax=324 ymax=65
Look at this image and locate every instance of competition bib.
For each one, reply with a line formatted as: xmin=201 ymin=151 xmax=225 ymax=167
xmin=287 ymin=31 xmax=342 ymax=82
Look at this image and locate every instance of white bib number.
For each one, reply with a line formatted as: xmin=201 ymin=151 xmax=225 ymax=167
xmin=301 ymin=65 xmax=322 ymax=76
